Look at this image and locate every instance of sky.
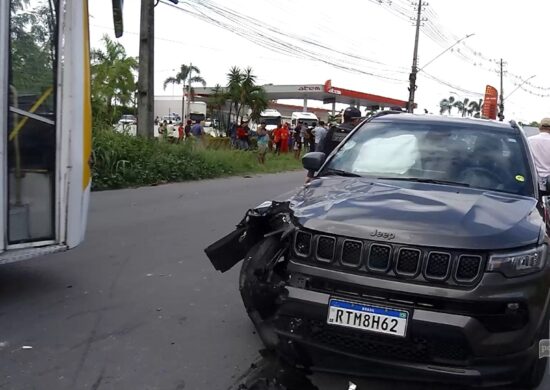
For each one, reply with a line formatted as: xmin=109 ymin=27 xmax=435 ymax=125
xmin=89 ymin=0 xmax=550 ymax=123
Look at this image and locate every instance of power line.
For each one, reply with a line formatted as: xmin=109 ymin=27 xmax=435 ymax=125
xmin=160 ymin=0 xmax=409 ymax=83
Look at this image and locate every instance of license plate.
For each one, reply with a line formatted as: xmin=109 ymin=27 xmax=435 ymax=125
xmin=327 ymin=299 xmax=409 ymax=337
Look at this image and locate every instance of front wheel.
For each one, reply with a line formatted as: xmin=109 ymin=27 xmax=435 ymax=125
xmin=239 ymin=236 xmax=283 ymax=321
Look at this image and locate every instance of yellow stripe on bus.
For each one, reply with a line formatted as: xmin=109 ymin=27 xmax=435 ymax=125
xmin=8 ymin=87 xmax=53 ymax=141
xmin=82 ymin=0 xmax=92 ymax=189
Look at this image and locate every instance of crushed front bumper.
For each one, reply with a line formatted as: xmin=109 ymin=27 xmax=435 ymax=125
xmin=254 ymin=260 xmax=549 ymax=388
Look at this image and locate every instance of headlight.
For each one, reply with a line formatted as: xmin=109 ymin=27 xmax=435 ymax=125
xmin=487 ymin=245 xmax=547 ymax=277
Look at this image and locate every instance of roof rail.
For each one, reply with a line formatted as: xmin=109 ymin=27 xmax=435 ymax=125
xmin=370 ymin=110 xmax=405 ymax=119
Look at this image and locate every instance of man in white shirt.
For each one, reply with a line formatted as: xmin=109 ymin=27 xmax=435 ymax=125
xmin=313 ymin=120 xmax=327 ymax=151
xmin=528 ymin=117 xmax=550 ymax=189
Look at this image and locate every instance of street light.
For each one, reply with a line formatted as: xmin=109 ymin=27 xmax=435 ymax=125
xmin=505 ymin=75 xmax=536 ymax=100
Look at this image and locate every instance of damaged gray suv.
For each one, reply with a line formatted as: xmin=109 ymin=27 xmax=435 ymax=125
xmin=206 ymin=113 xmax=550 ymax=388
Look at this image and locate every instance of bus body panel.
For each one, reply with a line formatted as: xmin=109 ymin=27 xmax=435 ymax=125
xmin=0 ymin=0 xmax=91 ymax=262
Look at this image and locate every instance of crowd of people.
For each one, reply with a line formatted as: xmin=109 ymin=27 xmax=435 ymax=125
xmin=156 ymin=117 xmax=204 ymax=143
xmin=227 ymin=117 xmax=335 ymax=164
xmin=151 ymin=107 xmax=365 ymax=167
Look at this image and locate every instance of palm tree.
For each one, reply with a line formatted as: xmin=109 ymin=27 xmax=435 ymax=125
xmin=247 ymin=88 xmax=269 ymax=123
xmin=468 ymin=99 xmax=483 ymax=118
xmin=439 ymin=96 xmax=455 ymax=115
xmin=225 ymin=66 xmax=267 ymax=124
xmin=163 ymin=64 xmax=206 ymax=121
xmin=226 ymin=66 xmax=244 ymax=128
xmin=91 ymin=35 xmax=138 ymax=124
xmin=453 ymin=97 xmax=469 ymax=117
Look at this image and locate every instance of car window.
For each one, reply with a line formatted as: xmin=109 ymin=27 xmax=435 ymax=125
xmin=325 ymin=121 xmax=535 ymax=197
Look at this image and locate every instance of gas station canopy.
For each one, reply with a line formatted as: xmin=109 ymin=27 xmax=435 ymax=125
xmin=194 ymin=80 xmax=408 ymax=110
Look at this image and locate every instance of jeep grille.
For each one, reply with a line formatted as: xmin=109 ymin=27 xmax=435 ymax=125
xmin=293 ymin=230 xmax=485 ymax=286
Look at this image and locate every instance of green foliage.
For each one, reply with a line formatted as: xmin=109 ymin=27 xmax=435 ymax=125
xmin=91 ymin=35 xmax=138 ymax=126
xmin=226 ymin=66 xmax=268 ymax=123
xmin=440 ymin=96 xmax=483 ymax=117
xmin=163 ymin=64 xmax=206 ymax=123
xmin=10 ymin=1 xmax=55 ymax=96
xmin=439 ymin=96 xmax=455 ymax=115
xmin=92 ymin=129 xmax=301 ymax=190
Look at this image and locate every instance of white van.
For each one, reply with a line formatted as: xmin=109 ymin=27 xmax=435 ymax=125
xmin=291 ymin=112 xmax=318 ymax=129
xmin=259 ymin=109 xmax=282 ymax=131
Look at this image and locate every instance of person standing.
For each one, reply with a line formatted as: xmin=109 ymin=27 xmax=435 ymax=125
xmin=528 ymin=117 xmax=550 ymax=189
xmin=280 ymin=123 xmax=290 ymax=154
xmin=177 ymin=122 xmax=184 ymax=143
xmin=313 ymin=120 xmax=327 ymax=152
xmin=293 ymin=123 xmax=302 ymax=160
xmin=256 ymin=121 xmax=269 ymax=164
xmin=184 ymin=119 xmax=192 ymax=139
xmin=242 ymin=121 xmax=251 ymax=150
xmin=306 ymin=106 xmax=362 ymax=182
xmin=273 ymin=123 xmax=283 ymax=154
xmin=236 ymin=121 xmax=249 ymax=150
xmin=191 ymin=120 xmax=204 ymax=138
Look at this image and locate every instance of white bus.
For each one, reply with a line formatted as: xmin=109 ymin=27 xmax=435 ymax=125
xmin=0 ymin=0 xmax=122 ymax=264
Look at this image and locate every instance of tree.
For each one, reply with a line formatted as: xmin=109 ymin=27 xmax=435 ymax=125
xmin=467 ymin=99 xmax=483 ymax=118
xmin=163 ymin=64 xmax=206 ymax=121
xmin=91 ymin=35 xmax=138 ymax=125
xmin=226 ymin=66 xmax=244 ymax=129
xmin=453 ymin=97 xmax=469 ymax=117
xmin=10 ymin=1 xmax=56 ymax=95
xmin=439 ymin=96 xmax=455 ymax=115
xmin=225 ymin=66 xmax=267 ymax=124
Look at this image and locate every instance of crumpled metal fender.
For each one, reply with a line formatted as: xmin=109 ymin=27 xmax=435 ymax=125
xmin=204 ymin=201 xmax=295 ymax=273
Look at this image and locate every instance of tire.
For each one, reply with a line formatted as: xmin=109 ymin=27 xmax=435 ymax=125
xmin=239 ymin=236 xmax=283 ymax=321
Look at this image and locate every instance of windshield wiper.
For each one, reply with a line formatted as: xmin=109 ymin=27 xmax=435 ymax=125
xmin=323 ymin=168 xmax=362 ymax=177
xmin=377 ymin=177 xmax=470 ymax=187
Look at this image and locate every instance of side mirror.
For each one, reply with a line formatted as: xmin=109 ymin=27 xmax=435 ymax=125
xmin=302 ymin=152 xmax=326 ymax=171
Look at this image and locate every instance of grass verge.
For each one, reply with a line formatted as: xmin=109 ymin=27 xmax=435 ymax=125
xmin=92 ymin=129 xmax=302 ymax=190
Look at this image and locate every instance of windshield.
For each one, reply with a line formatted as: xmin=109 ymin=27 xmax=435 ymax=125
xmin=324 ymin=121 xmax=534 ymax=197
xmin=261 ymin=116 xmax=281 ymax=126
xmin=190 ymin=113 xmax=205 ymax=122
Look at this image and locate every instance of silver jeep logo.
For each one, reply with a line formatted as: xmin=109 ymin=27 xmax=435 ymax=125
xmin=371 ymin=229 xmax=395 ymax=240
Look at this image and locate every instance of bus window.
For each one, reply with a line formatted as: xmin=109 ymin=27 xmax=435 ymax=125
xmin=7 ymin=0 xmax=58 ymax=244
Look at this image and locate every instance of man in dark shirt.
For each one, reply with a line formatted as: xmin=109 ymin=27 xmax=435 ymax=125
xmin=306 ymin=106 xmax=362 ymax=181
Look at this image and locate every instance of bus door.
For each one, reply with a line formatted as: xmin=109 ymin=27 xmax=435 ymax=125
xmin=1 ymin=0 xmax=94 ymax=260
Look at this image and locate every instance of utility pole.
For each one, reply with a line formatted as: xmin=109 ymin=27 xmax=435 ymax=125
xmin=498 ymin=58 xmax=505 ymax=121
xmin=407 ymin=1 xmax=425 ymax=113
xmin=137 ymin=0 xmax=155 ymax=137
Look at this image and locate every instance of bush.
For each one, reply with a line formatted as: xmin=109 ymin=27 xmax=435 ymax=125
xmin=92 ymin=129 xmax=302 ymax=190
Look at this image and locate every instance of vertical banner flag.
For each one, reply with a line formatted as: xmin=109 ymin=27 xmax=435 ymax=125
xmin=482 ymin=85 xmax=498 ymax=119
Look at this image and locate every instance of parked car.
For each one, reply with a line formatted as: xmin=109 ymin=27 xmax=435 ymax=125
xmin=206 ymin=113 xmax=550 ymax=389
xmin=118 ymin=114 xmax=136 ymax=125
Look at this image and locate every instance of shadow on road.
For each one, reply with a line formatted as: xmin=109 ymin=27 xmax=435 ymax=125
xmin=0 ymin=263 xmax=67 ymax=305
xmin=229 ymin=350 xmax=318 ymax=390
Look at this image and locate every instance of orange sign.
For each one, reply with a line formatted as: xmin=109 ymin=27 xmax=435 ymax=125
xmin=482 ymin=85 xmax=498 ymax=120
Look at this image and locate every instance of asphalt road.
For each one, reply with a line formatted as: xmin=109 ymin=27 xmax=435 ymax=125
xmin=0 ymin=171 xmax=548 ymax=390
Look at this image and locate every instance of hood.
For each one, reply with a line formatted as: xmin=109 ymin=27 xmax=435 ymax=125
xmin=287 ymin=177 xmax=542 ymax=250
